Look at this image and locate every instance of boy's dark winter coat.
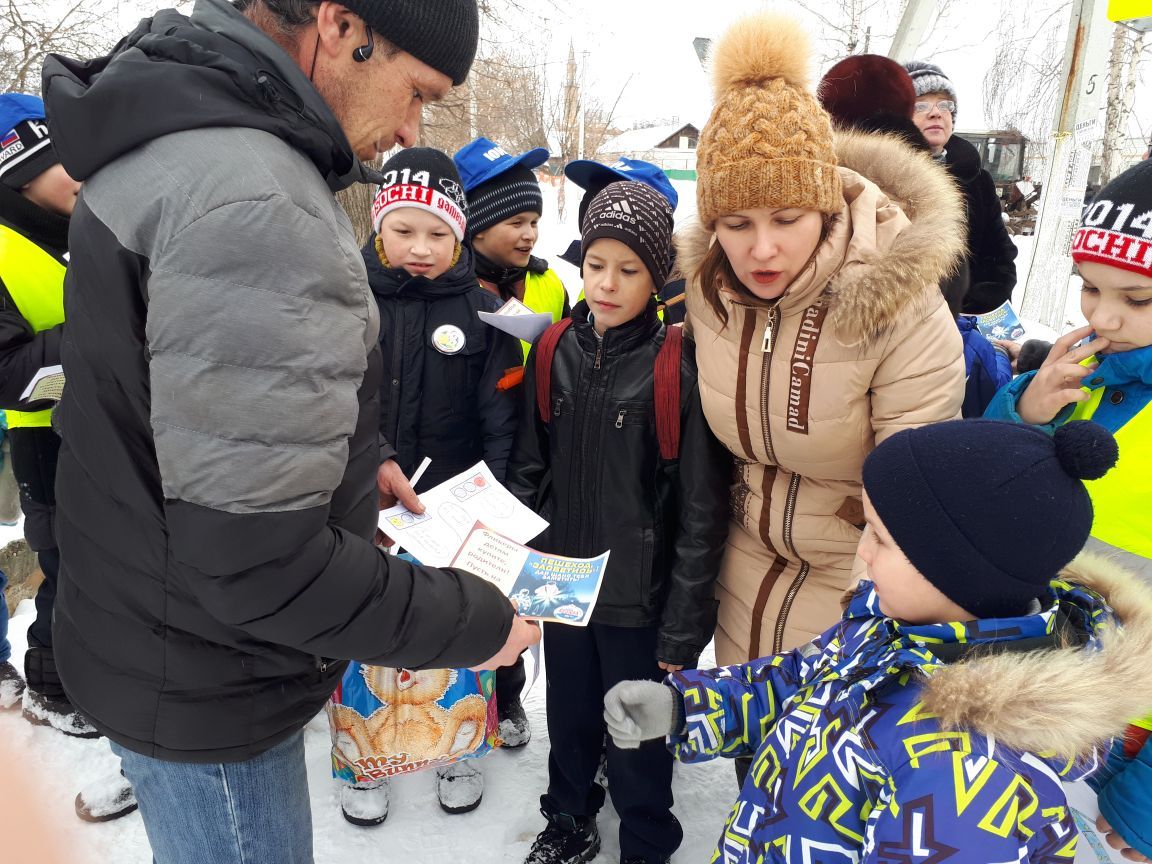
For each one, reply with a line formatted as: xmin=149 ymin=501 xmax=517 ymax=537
xmin=507 ymin=300 xmax=730 ymax=665
xmin=365 ymin=242 xmax=520 ymax=489
xmin=945 ymin=134 xmax=1018 ymax=315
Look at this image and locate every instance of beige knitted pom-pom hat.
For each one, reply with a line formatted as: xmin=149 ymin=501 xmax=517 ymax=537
xmin=696 ymin=12 xmax=842 ymax=226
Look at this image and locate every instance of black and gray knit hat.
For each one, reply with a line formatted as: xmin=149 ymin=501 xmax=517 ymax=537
xmin=903 ymin=60 xmax=958 ymax=117
xmin=342 ymin=0 xmax=479 ymax=86
xmin=467 ymin=164 xmax=544 ymax=238
xmin=581 ymin=181 xmax=674 ymax=289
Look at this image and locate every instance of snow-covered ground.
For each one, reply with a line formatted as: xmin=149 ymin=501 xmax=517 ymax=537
xmin=1 ymin=600 xmax=735 ymax=863
xmin=1 ymin=516 xmax=24 ymax=548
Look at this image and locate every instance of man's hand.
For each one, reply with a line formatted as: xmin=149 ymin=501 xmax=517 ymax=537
xmin=1097 ymin=815 xmax=1151 ymax=862
xmin=470 ymin=601 xmax=541 ymax=671
xmin=377 ymin=459 xmax=424 ymax=513
xmin=1016 ymin=325 xmax=1108 ymax=425
xmin=658 ymin=661 xmax=685 ymax=673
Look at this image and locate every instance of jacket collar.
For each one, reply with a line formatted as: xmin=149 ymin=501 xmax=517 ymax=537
xmin=1093 ymin=342 xmax=1152 ymax=388
xmin=0 ymin=184 xmax=69 ymax=254
xmin=571 ymin=298 xmax=661 ymax=356
xmin=366 ymin=243 xmax=478 ymax=300
xmin=42 ymin=0 xmax=365 ymax=190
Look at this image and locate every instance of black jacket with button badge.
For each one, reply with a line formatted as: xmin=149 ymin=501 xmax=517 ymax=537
xmin=366 ymin=241 xmax=522 ymax=489
xmin=506 ymin=299 xmax=731 ymax=665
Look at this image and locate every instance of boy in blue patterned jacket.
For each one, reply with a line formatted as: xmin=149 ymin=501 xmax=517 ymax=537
xmin=604 ymin=417 xmax=1152 ymax=864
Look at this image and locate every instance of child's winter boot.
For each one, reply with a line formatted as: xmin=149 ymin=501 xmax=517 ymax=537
xmin=524 ymin=807 xmax=600 ymax=864
xmin=0 ymin=660 xmax=25 ymax=709
xmin=340 ymin=780 xmax=391 ymax=827
xmin=436 ymin=761 xmax=484 ymax=814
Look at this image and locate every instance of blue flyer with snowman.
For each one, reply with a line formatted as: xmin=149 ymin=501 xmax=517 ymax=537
xmin=451 ymin=524 xmax=609 ymax=626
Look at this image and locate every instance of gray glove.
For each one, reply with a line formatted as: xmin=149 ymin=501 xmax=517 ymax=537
xmin=603 ymin=680 xmax=679 ymax=749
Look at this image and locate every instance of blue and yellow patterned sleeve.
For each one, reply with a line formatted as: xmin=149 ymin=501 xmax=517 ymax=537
xmin=665 ymin=650 xmax=805 ymax=763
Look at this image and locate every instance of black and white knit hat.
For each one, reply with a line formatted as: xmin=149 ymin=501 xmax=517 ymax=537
xmin=466 ymin=164 xmax=544 ymax=238
xmin=1073 ymin=160 xmax=1152 ymax=279
xmin=341 ymin=0 xmax=479 ymax=86
xmin=903 ymin=60 xmax=958 ymax=117
xmin=581 ymin=181 xmax=674 ymax=289
xmin=371 ymin=147 xmax=468 ymax=242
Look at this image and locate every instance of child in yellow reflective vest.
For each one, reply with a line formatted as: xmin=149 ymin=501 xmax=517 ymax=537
xmin=985 ymin=160 xmax=1152 ymax=577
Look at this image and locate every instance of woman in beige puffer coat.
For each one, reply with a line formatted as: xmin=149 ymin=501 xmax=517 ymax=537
xmin=682 ymin=12 xmax=967 ymax=665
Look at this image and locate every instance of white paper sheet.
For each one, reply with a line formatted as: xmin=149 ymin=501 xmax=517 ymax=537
xmin=378 ymin=462 xmax=548 ymax=567
xmin=477 ymin=297 xmax=554 ymax=344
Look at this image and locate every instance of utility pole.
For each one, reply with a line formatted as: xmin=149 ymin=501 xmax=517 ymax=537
xmin=887 ymin=0 xmax=937 ymax=63
xmin=1020 ymin=0 xmax=1113 ymax=331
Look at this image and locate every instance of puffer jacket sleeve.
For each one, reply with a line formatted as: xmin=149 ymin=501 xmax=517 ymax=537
xmin=983 ymin=371 xmax=1075 ymax=434
xmin=147 ymin=198 xmax=512 ymax=669
xmin=0 ymin=278 xmax=63 ymax=412
xmin=505 ymin=342 xmax=551 ymax=514
xmin=665 ymin=649 xmax=807 ymax=762
xmin=656 ymin=340 xmax=731 ymax=666
xmin=1094 ymin=733 xmax=1152 ymax=859
xmin=862 ymin=749 xmax=1078 ymax=861
xmin=870 ymin=295 xmax=965 ymax=443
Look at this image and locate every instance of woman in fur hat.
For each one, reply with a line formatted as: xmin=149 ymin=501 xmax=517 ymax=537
xmin=681 ymin=12 xmax=965 ymax=689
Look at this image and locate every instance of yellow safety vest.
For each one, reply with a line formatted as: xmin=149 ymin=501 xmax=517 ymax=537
xmin=1070 ymin=388 xmax=1152 ymax=559
xmin=519 ymin=269 xmax=567 ymax=362
xmin=0 ymin=224 xmax=65 ymax=428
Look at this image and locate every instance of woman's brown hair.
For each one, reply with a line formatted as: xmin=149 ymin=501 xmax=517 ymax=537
xmin=695 ymin=213 xmax=837 ymax=327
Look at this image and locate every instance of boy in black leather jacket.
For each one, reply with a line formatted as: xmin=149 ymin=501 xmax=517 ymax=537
xmin=507 ymin=181 xmax=730 ymax=864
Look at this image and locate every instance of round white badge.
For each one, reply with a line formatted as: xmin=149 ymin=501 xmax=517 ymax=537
xmin=432 ymin=324 xmax=467 ymax=355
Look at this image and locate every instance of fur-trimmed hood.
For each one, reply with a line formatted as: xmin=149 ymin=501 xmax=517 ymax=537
xmin=678 ymin=128 xmax=967 ymax=345
xmin=922 ymin=554 xmax=1152 ymax=762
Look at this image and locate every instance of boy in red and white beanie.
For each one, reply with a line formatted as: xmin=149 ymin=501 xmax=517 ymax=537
xmin=328 ymin=147 xmax=522 ymax=826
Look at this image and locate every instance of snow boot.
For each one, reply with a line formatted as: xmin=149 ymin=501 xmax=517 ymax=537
xmin=22 ymin=647 xmax=98 ymax=738
xmin=0 ymin=660 xmax=25 ymax=709
xmin=340 ymin=781 xmax=391 ymax=827
xmin=75 ymin=771 xmax=138 ymax=823
xmin=525 ymin=809 xmax=600 ymax=864
xmin=498 ymin=697 xmax=531 ymax=749
xmin=436 ymin=761 xmax=483 ymax=814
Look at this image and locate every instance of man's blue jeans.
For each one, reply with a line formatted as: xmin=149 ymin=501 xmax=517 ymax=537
xmin=111 ymin=730 xmax=313 ymax=864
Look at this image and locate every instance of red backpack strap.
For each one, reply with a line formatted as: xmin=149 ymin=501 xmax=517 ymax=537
xmin=654 ymin=324 xmax=684 ymax=460
xmin=535 ymin=318 xmax=574 ymax=423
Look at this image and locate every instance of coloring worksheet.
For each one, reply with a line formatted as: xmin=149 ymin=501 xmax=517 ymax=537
xmin=378 ymin=462 xmax=548 ymax=567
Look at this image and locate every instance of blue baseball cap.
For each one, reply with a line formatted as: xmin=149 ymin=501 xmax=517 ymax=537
xmin=564 ymin=157 xmax=678 ymax=211
xmin=453 ymin=137 xmax=550 ymax=193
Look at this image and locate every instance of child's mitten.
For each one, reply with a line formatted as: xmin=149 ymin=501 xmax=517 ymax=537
xmin=603 ymin=680 xmax=680 ymax=749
